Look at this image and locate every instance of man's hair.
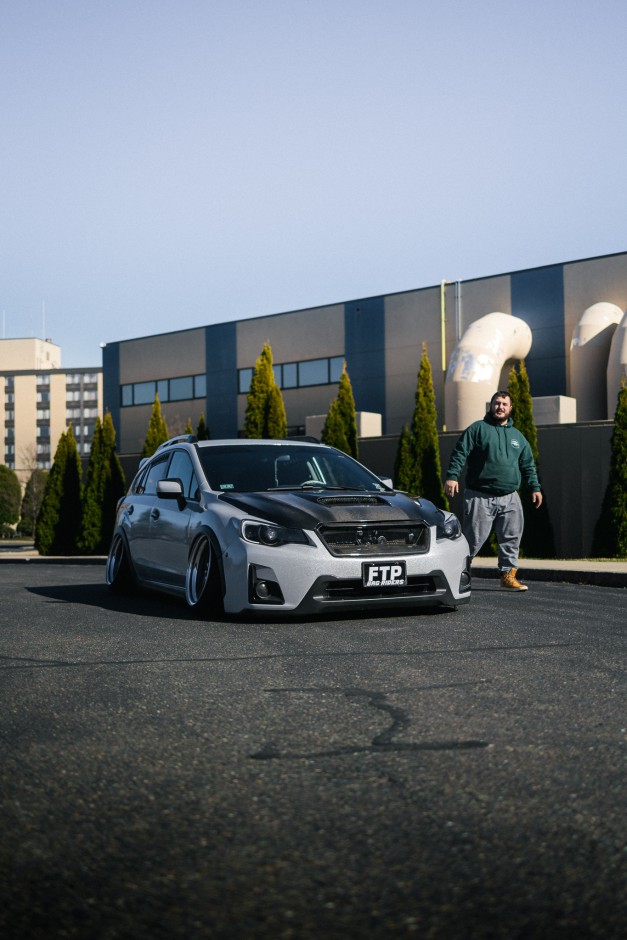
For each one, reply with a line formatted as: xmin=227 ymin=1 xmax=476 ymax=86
xmin=490 ymin=390 xmax=512 ymax=407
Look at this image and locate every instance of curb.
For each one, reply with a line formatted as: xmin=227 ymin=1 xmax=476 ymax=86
xmin=2 ymin=553 xmax=626 ymax=587
xmin=471 ymin=566 xmax=627 ymax=589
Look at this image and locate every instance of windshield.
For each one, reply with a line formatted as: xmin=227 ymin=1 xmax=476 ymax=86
xmin=197 ymin=444 xmax=388 ymax=493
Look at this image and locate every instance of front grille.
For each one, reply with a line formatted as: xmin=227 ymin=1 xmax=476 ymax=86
xmin=321 ymin=575 xmax=438 ymax=600
xmin=318 ymin=522 xmax=430 ymax=556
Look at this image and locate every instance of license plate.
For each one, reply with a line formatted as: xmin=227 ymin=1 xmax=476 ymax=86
xmin=362 ymin=561 xmax=407 ymax=588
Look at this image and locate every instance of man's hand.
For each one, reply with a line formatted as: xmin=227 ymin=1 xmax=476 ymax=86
xmin=532 ymin=491 xmax=543 ymax=508
xmin=445 ymin=480 xmax=458 ymax=499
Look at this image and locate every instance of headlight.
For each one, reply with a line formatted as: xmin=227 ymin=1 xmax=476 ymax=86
xmin=436 ymin=514 xmax=462 ymax=541
xmin=241 ymin=520 xmax=310 ymax=547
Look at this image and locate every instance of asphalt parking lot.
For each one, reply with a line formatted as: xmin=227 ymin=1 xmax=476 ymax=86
xmin=1 ymin=563 xmax=625 ymax=939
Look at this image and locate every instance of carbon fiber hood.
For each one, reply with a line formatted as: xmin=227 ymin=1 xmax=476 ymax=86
xmin=218 ymin=489 xmax=445 ymax=529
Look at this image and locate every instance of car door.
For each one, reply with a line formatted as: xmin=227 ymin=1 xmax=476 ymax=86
xmin=147 ymin=449 xmax=200 ymax=587
xmin=126 ymin=454 xmax=171 ymax=581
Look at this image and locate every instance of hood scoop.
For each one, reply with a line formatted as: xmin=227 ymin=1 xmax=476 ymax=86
xmin=316 ymin=495 xmax=387 ymax=507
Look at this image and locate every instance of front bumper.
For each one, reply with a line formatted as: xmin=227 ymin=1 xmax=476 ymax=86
xmin=222 ymin=528 xmax=471 ymax=615
xmin=288 ymin=568 xmax=470 ymax=615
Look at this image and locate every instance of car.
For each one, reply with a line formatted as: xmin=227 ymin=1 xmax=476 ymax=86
xmin=106 ymin=436 xmax=471 ymax=616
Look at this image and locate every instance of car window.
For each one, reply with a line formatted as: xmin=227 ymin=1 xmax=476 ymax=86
xmin=142 ymin=456 xmax=170 ymax=495
xmin=167 ymin=450 xmax=200 ymax=500
xmin=132 ymin=463 xmax=150 ymax=494
xmin=197 ymin=445 xmax=384 ymax=492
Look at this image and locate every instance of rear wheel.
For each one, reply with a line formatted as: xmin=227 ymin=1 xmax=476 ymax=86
xmin=106 ymin=534 xmax=134 ymax=593
xmin=185 ymin=536 xmax=222 ymax=614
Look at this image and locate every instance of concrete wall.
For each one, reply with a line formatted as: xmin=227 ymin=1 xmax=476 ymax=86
xmin=359 ymin=422 xmax=614 ymax=559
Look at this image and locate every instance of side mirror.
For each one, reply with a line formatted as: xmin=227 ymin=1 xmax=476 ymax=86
xmin=156 ymin=479 xmax=185 ymax=500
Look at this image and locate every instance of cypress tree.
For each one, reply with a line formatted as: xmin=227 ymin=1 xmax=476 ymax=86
xmin=266 ymin=384 xmax=288 ymax=438
xmin=393 ymin=425 xmax=416 ymax=492
xmin=101 ymin=412 xmax=126 ymax=552
xmin=321 ymin=363 xmax=358 ymax=458
xmin=77 ymin=417 xmax=105 ymax=553
xmin=412 ymin=343 xmax=447 ymax=508
xmin=321 ymin=397 xmax=350 ymax=454
xmin=393 ymin=343 xmax=447 ymax=505
xmin=78 ymin=413 xmax=127 ymax=554
xmin=244 ymin=343 xmax=274 ymax=438
xmin=142 ymin=394 xmax=169 ymax=457
xmin=336 ymin=365 xmax=358 ymax=458
xmin=184 ymin=417 xmax=194 ymax=435
xmin=20 ymin=469 xmax=48 ymax=538
xmin=592 ymin=383 xmax=627 ymax=557
xmin=508 ymin=361 xmax=555 ymax=558
xmin=36 ymin=427 xmax=83 ymax=555
xmin=0 ymin=464 xmax=22 ymax=530
xmin=244 ymin=343 xmax=287 ymax=438
xmin=196 ymin=413 xmax=210 ymax=440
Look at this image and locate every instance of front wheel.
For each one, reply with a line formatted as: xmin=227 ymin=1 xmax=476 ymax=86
xmin=106 ymin=534 xmax=134 ymax=593
xmin=185 ymin=536 xmax=222 ymax=614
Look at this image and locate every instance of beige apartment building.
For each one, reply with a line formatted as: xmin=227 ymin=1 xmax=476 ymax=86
xmin=0 ymin=338 xmax=102 ymax=489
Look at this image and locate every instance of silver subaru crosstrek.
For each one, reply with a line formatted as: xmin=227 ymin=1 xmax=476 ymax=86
xmin=106 ymin=436 xmax=471 ymax=616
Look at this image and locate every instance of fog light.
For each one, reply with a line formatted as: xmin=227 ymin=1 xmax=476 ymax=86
xmin=459 ymin=569 xmax=472 ymax=592
xmin=248 ymin=565 xmax=285 ymax=605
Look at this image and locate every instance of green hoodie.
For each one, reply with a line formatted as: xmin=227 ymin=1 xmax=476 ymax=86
xmin=446 ymin=414 xmax=541 ymax=496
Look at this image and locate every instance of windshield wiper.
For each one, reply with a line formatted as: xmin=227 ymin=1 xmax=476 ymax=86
xmin=270 ymin=481 xmax=366 ymax=491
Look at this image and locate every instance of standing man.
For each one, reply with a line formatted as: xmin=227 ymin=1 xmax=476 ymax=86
xmin=445 ymin=390 xmax=543 ymax=592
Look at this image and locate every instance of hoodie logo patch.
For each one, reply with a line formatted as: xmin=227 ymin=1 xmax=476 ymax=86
xmin=511 ymin=439 xmax=520 ymax=448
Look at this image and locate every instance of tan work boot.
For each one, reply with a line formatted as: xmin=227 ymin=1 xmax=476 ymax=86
xmin=500 ymin=568 xmax=528 ymax=591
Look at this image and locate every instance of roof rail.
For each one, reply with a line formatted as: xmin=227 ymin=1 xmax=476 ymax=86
xmin=155 ymin=434 xmax=198 ymax=451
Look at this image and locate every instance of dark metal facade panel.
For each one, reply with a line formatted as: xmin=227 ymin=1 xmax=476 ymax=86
xmin=511 ymin=264 xmax=566 ymax=395
xmin=205 ymin=321 xmax=237 ymax=438
xmin=102 ymin=343 xmax=121 ymax=441
xmin=344 ymin=296 xmax=386 ymax=429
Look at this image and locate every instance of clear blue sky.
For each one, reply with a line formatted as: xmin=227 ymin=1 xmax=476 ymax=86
xmin=2 ymin=0 xmax=627 ymax=366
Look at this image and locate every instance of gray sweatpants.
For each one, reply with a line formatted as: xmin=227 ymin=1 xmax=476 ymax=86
xmin=462 ymin=488 xmax=524 ymax=571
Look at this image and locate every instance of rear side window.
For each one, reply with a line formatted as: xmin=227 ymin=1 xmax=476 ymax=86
xmin=142 ymin=456 xmax=170 ymax=495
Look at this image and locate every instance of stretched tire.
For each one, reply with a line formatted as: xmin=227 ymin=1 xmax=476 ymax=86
xmin=106 ymin=534 xmax=134 ymax=593
xmin=185 ymin=536 xmax=223 ymax=614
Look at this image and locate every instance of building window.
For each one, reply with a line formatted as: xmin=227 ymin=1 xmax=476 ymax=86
xmin=194 ymin=374 xmax=207 ymax=398
xmin=170 ymin=376 xmax=194 ymax=401
xmin=133 ymin=381 xmax=157 ymax=405
xmin=238 ymin=355 xmax=344 ymax=394
xmin=238 ymin=368 xmax=254 ymax=394
xmin=282 ymin=362 xmax=297 ymax=388
xmin=121 ymin=373 xmax=206 ymax=407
